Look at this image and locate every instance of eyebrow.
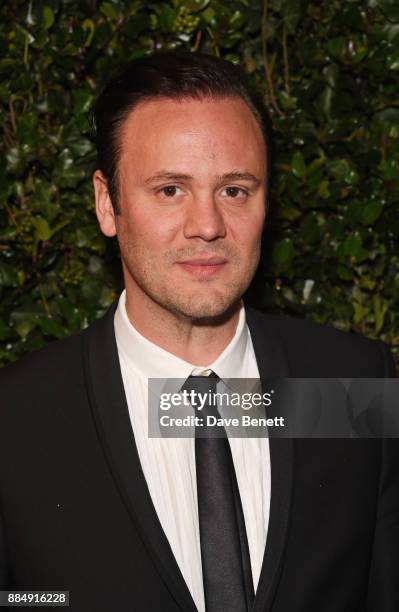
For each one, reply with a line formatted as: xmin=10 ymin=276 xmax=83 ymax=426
xmin=144 ymin=171 xmax=261 ymax=186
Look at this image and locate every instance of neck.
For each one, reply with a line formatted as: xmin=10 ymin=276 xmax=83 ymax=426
xmin=123 ymin=289 xmax=241 ymax=366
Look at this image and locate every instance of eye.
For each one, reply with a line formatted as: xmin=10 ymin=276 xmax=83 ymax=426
xmin=221 ymin=186 xmax=249 ymax=199
xmin=158 ymin=185 xmax=183 ymax=197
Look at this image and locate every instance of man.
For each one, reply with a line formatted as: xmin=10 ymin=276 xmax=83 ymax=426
xmin=0 ymin=52 xmax=397 ymax=611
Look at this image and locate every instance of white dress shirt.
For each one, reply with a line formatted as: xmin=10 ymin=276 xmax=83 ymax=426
xmin=114 ymin=290 xmax=270 ymax=612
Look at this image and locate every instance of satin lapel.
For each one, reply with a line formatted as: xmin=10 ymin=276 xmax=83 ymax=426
xmin=81 ymin=302 xmax=197 ymax=612
xmin=245 ymin=306 xmax=294 ymax=612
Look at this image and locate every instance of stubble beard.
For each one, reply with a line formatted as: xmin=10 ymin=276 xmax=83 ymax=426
xmin=120 ymin=241 xmax=261 ymax=323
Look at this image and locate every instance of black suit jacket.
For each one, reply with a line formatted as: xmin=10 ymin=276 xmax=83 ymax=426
xmin=0 ymin=303 xmax=398 ymax=611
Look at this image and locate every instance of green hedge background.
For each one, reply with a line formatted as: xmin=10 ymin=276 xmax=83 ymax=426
xmin=1 ymin=0 xmax=398 ymax=368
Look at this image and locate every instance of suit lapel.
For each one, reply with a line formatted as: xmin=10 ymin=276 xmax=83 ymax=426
xmin=245 ymin=306 xmax=294 ymax=612
xmin=82 ymin=302 xmax=197 ymax=612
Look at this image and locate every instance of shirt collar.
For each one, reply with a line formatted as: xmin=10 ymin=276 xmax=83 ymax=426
xmin=114 ymin=289 xmax=249 ymax=380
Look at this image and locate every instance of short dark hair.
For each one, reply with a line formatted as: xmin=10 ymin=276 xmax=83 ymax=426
xmin=91 ymin=51 xmax=273 ymax=213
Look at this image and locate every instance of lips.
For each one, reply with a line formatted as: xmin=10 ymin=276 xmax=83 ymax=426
xmin=178 ymin=256 xmax=227 ymax=265
xmin=176 ymin=256 xmax=227 ymax=278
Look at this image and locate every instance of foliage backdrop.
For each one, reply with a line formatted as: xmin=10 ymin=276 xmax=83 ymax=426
xmin=1 ymin=0 xmax=398 ymax=367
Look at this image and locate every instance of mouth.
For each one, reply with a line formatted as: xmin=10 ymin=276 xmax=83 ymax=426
xmin=176 ymin=256 xmax=227 ymax=278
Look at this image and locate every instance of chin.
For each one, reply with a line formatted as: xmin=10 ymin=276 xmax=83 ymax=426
xmin=162 ymin=290 xmax=242 ymax=322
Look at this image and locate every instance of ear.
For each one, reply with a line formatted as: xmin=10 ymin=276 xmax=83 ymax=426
xmin=93 ymin=170 xmax=117 ymax=237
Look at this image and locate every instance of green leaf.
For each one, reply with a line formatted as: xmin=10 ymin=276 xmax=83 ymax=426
xmin=343 ymin=233 xmax=362 ymax=256
xmin=272 ymin=238 xmax=295 ymax=265
xmin=0 ymin=264 xmax=20 ymax=288
xmin=328 ymin=159 xmax=351 ymax=181
xmin=280 ymin=207 xmax=301 ymax=221
xmin=49 ymin=219 xmax=70 ymax=238
xmin=278 ymin=90 xmax=297 ymax=110
xmin=291 ymin=151 xmax=306 ymax=178
xmin=361 ymin=201 xmax=383 ymax=225
xmin=373 ymin=296 xmax=388 ymax=334
xmin=57 ymin=296 xmax=81 ymax=329
xmin=100 ymin=2 xmax=120 ymax=20
xmin=337 ymin=265 xmax=353 ymax=281
xmin=302 ymin=214 xmax=320 ymax=243
xmin=0 ymin=319 xmax=10 ymax=341
xmin=32 ymin=217 xmax=52 ymax=241
xmin=42 ymin=6 xmax=55 ymax=29
xmin=353 ymin=302 xmax=369 ymax=325
xmin=327 ymin=36 xmax=346 ymax=61
xmin=306 ymin=157 xmax=325 ymax=176
xmin=73 ymin=88 xmax=93 ymax=115
xmin=281 ymin=0 xmax=301 ymax=34
xmin=317 ymin=181 xmax=330 ymax=199
xmin=0 ymin=59 xmax=18 ymax=74
xmin=380 ymin=159 xmax=399 ymax=181
xmin=340 ymin=233 xmax=368 ymax=262
xmin=16 ymin=319 xmax=35 ymax=339
xmin=37 ymin=315 xmax=66 ymax=339
xmin=82 ymin=19 xmax=95 ymax=47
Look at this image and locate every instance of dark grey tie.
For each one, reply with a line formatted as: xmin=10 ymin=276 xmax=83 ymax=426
xmin=183 ymin=373 xmax=254 ymax=612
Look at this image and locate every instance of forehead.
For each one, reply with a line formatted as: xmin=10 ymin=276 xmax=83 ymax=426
xmin=118 ymin=96 xmax=266 ymax=177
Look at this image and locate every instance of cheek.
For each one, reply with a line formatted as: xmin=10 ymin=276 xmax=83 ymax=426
xmin=119 ymin=210 xmax=180 ymax=252
xmin=248 ymin=210 xmax=266 ymax=247
xmin=226 ymin=200 xmax=265 ymax=240
xmin=232 ymin=217 xmax=264 ymax=254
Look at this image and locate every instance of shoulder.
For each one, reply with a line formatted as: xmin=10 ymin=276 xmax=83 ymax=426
xmin=0 ymin=327 xmax=87 ymax=415
xmin=0 ymin=303 xmax=117 ymax=396
xmin=245 ymin=306 xmax=396 ymax=377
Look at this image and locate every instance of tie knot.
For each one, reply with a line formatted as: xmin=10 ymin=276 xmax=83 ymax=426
xmin=182 ymin=371 xmax=219 ymax=395
xmin=192 ymin=369 xmax=219 ymax=378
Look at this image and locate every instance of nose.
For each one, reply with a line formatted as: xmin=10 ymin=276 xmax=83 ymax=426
xmin=183 ymin=193 xmax=226 ymax=241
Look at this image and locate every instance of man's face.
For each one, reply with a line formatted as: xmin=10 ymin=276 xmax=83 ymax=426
xmin=95 ymin=96 xmax=267 ymax=320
